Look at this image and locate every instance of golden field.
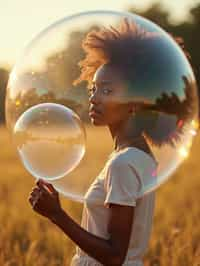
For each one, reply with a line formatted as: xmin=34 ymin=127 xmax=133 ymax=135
xmin=0 ymin=125 xmax=200 ymax=266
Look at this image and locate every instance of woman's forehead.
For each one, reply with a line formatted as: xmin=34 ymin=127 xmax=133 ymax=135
xmin=93 ymin=64 xmax=124 ymax=84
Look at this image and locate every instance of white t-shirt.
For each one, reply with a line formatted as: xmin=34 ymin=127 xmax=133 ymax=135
xmin=71 ymin=147 xmax=157 ymax=266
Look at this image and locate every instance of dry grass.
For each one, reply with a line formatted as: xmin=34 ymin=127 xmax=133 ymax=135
xmin=0 ymin=125 xmax=200 ymax=266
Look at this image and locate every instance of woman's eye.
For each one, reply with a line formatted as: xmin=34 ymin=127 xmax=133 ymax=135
xmin=102 ymin=88 xmax=112 ymax=95
xmin=88 ymin=87 xmax=112 ymax=96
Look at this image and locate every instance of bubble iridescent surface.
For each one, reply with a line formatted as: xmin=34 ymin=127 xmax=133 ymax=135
xmin=6 ymin=10 xmax=199 ymax=202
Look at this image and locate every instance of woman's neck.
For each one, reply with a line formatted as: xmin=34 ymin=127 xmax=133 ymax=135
xmin=109 ymin=116 xmax=142 ymax=151
xmin=109 ymin=116 xmax=154 ymax=157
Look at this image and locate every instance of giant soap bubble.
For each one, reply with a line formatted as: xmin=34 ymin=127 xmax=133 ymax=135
xmin=13 ymin=103 xmax=86 ymax=180
xmin=6 ymin=10 xmax=199 ymax=202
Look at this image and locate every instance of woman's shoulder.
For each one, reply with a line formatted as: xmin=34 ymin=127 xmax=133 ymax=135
xmin=108 ymin=147 xmax=157 ymax=168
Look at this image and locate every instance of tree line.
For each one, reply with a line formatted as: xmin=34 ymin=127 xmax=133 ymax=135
xmin=1 ymin=2 xmax=200 ymax=124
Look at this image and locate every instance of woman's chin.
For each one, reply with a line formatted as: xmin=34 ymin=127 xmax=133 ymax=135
xmin=90 ymin=117 xmax=105 ymax=126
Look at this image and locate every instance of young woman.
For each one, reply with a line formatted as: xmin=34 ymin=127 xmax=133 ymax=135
xmin=29 ymin=19 xmax=185 ymax=265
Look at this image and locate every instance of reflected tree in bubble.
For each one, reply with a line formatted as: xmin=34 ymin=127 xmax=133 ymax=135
xmin=14 ymin=103 xmax=86 ymax=180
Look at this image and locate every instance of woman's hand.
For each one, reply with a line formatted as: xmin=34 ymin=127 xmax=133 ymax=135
xmin=28 ymin=179 xmax=63 ymax=221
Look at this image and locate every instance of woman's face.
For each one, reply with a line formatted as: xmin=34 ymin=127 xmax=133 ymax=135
xmin=89 ymin=64 xmax=133 ymax=126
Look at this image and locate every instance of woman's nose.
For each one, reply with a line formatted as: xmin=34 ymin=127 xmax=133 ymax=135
xmin=89 ymin=91 xmax=101 ymax=104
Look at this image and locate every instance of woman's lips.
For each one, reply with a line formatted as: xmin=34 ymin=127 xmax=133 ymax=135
xmin=89 ymin=107 xmax=102 ymax=118
xmin=89 ymin=110 xmax=101 ymax=118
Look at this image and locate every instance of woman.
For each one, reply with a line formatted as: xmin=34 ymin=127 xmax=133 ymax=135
xmin=29 ymin=18 xmax=183 ymax=265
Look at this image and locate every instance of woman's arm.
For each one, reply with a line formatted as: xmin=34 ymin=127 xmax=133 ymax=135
xmin=52 ymin=203 xmax=134 ymax=266
xmin=29 ymin=180 xmax=134 ymax=266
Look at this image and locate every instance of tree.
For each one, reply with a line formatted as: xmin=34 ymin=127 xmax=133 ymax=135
xmin=0 ymin=68 xmax=9 ymax=123
xmin=2 ymin=2 xmax=200 ymax=125
xmin=128 ymin=2 xmax=200 ymax=115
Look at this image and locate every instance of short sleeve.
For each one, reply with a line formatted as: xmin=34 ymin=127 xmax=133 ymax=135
xmin=104 ymin=158 xmax=141 ymax=208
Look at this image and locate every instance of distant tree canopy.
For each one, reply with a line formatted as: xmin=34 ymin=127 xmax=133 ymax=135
xmin=0 ymin=68 xmax=9 ymax=123
xmin=1 ymin=2 xmax=200 ymax=124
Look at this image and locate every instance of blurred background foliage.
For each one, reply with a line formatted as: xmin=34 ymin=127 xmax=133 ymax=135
xmin=1 ymin=1 xmax=200 ymax=123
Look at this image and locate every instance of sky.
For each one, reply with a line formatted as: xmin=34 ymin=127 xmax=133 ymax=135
xmin=0 ymin=0 xmax=199 ymax=68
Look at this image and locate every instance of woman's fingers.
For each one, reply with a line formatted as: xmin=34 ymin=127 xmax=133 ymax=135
xmin=36 ymin=179 xmax=43 ymax=186
xmin=35 ymin=180 xmax=50 ymax=194
xmin=28 ymin=194 xmax=39 ymax=209
xmin=32 ymin=187 xmax=40 ymax=192
xmin=30 ymin=187 xmax=40 ymax=196
xmin=37 ymin=184 xmax=49 ymax=196
xmin=36 ymin=179 xmax=58 ymax=195
xmin=28 ymin=185 xmax=47 ymax=208
xmin=28 ymin=195 xmax=34 ymax=205
xmin=29 ymin=187 xmax=39 ymax=204
xmin=44 ymin=182 xmax=58 ymax=195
